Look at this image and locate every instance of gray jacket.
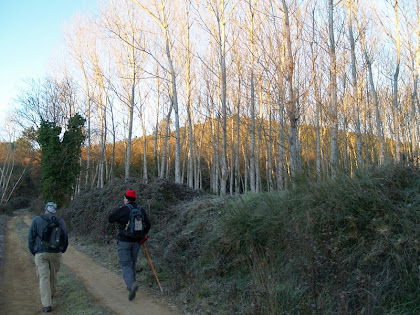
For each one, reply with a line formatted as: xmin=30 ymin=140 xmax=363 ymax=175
xmin=28 ymin=213 xmax=68 ymax=255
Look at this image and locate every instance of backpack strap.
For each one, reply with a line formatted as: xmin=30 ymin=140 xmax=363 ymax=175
xmin=126 ymin=203 xmax=137 ymax=210
xmin=126 ymin=203 xmax=143 ymax=216
xmin=41 ymin=214 xmax=62 ymax=224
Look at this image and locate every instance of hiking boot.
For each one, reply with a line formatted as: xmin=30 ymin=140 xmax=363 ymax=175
xmin=128 ymin=284 xmax=138 ymax=301
xmin=42 ymin=306 xmax=52 ymax=312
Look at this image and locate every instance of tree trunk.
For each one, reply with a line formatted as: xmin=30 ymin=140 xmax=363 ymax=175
xmin=160 ymin=103 xmax=173 ymax=179
xmin=219 ymin=3 xmax=228 ymax=196
xmin=366 ymin=53 xmax=384 ymax=164
xmin=346 ymin=1 xmax=363 ymax=168
xmin=110 ymin=103 xmax=116 ymax=181
xmin=392 ymin=0 xmax=401 ymax=163
xmin=166 ymin=39 xmax=181 ymax=183
xmin=235 ymin=88 xmax=241 ymax=194
xmin=410 ymin=4 xmax=420 ymax=161
xmin=154 ymin=64 xmax=161 ymax=177
xmin=184 ymin=3 xmax=194 ymax=189
xmin=124 ymin=73 xmax=135 ymax=182
xmin=310 ymin=7 xmax=322 ymax=180
xmin=277 ymin=89 xmax=286 ymax=190
xmin=282 ymin=0 xmax=299 ymax=183
xmin=328 ymin=0 xmax=339 ymax=177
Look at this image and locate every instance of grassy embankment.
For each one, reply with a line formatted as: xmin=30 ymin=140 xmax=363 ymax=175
xmin=210 ymin=163 xmax=420 ymax=314
xmin=18 ymin=163 xmax=420 ymax=314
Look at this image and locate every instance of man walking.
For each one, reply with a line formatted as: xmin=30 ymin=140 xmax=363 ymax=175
xmin=108 ymin=189 xmax=151 ymax=301
xmin=28 ymin=202 xmax=68 ymax=313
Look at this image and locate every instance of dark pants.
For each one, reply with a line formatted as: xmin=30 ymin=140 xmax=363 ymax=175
xmin=117 ymin=240 xmax=141 ymax=288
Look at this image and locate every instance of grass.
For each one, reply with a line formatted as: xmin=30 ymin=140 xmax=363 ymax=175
xmin=55 ymin=264 xmax=112 ymax=315
xmin=208 ymin=164 xmax=420 ymax=314
xmin=14 ymin=214 xmax=112 ymax=315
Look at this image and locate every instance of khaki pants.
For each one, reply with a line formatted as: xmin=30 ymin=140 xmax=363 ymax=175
xmin=34 ymin=252 xmax=62 ymax=307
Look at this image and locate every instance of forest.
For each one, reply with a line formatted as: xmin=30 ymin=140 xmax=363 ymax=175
xmin=0 ymin=0 xmax=419 ymax=201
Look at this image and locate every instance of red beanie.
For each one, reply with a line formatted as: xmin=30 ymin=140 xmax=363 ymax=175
xmin=125 ymin=189 xmax=136 ymax=200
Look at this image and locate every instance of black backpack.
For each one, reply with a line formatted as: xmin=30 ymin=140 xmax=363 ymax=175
xmin=123 ymin=204 xmax=145 ymax=240
xmin=40 ymin=215 xmax=66 ymax=251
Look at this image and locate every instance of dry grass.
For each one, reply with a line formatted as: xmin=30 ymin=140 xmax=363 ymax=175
xmin=215 ymin=164 xmax=420 ymax=314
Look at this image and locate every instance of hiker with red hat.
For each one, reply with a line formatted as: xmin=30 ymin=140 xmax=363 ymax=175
xmin=108 ymin=189 xmax=151 ymax=301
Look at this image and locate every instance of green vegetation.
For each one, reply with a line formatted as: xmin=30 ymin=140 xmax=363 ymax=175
xmin=210 ymin=164 xmax=420 ymax=314
xmin=37 ymin=114 xmax=86 ymax=206
xmin=61 ymin=164 xmax=420 ymax=314
xmin=55 ymin=264 xmax=112 ymax=315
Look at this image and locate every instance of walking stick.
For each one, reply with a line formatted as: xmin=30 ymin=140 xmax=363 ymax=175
xmin=142 ymin=239 xmax=163 ymax=292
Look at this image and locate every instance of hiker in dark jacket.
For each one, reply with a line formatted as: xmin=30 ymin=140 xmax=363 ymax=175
xmin=28 ymin=202 xmax=68 ymax=313
xmin=108 ymin=189 xmax=151 ymax=301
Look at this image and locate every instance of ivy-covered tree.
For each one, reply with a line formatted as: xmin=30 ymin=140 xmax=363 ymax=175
xmin=37 ymin=114 xmax=86 ymax=205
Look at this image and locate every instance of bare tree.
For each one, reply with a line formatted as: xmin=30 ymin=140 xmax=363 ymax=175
xmin=376 ymin=0 xmax=402 ymax=162
xmin=246 ymin=0 xmax=257 ymax=192
xmin=328 ymin=0 xmax=339 ymax=177
xmin=310 ymin=4 xmax=323 ymax=179
xmin=345 ymin=0 xmax=363 ymax=168
xmin=101 ymin=0 xmax=146 ymax=182
xmin=201 ymin=0 xmax=233 ymax=195
xmin=281 ymin=0 xmax=301 ymax=181
xmin=14 ymin=76 xmax=77 ymax=131
xmin=390 ymin=0 xmax=402 ymax=163
xmin=66 ymin=15 xmax=96 ymax=189
xmin=131 ymin=0 xmax=183 ymax=183
xmin=183 ymin=0 xmax=196 ymax=188
xmin=403 ymin=0 xmax=420 ymax=162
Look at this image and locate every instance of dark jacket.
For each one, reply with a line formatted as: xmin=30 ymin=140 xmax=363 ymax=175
xmin=28 ymin=213 xmax=69 ymax=256
xmin=108 ymin=202 xmax=151 ymax=242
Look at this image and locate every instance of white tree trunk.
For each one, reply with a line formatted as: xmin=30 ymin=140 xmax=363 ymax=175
xmin=328 ymin=0 xmax=339 ymax=177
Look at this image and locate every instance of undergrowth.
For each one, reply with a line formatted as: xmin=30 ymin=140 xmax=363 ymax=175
xmin=210 ymin=164 xmax=420 ymax=314
xmin=59 ymin=163 xmax=420 ymax=314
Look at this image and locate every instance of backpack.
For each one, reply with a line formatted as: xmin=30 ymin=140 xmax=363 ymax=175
xmin=40 ymin=215 xmax=66 ymax=251
xmin=123 ymin=204 xmax=145 ymax=240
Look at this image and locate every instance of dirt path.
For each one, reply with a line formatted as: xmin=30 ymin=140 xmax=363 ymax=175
xmin=1 ymin=216 xmax=41 ymax=314
xmin=1 ymin=214 xmax=181 ymax=315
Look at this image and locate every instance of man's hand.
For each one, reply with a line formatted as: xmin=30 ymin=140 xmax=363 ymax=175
xmin=139 ymin=235 xmax=148 ymax=244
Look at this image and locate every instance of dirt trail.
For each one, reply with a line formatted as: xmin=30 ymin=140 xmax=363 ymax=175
xmin=1 ymin=216 xmax=41 ymax=314
xmin=1 ymin=214 xmax=181 ymax=315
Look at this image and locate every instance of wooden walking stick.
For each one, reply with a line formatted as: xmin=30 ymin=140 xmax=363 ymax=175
xmin=141 ymin=237 xmax=163 ymax=292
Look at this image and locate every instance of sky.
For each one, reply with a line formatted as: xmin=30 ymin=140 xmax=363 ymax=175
xmin=0 ymin=0 xmax=98 ymax=136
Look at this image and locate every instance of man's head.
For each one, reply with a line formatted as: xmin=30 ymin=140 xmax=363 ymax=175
xmin=124 ymin=189 xmax=136 ymax=203
xmin=44 ymin=202 xmax=57 ymax=214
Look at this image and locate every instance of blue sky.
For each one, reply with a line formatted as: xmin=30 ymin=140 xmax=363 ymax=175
xmin=0 ymin=0 xmax=98 ymax=126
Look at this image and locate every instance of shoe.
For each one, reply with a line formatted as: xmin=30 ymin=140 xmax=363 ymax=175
xmin=128 ymin=284 xmax=138 ymax=301
xmin=42 ymin=306 xmax=52 ymax=312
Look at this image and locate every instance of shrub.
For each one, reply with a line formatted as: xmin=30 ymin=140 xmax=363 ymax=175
xmin=7 ymin=196 xmax=31 ymax=210
xmin=212 ymin=164 xmax=420 ymax=314
xmin=0 ymin=203 xmax=13 ymax=215
xmin=30 ymin=197 xmax=46 ymax=213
